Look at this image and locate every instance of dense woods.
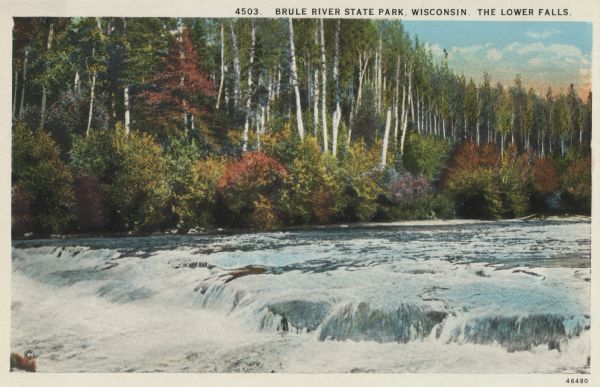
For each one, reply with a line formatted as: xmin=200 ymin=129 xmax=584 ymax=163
xmin=11 ymin=17 xmax=592 ymax=236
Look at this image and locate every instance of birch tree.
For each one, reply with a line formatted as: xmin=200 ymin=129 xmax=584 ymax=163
xmin=288 ymin=19 xmax=305 ymax=139
xmin=331 ymin=19 xmax=341 ymax=157
xmin=216 ymin=23 xmax=225 ymax=110
xmin=380 ymin=107 xmax=392 ymax=168
xmin=242 ymin=20 xmax=256 ymax=152
xmin=319 ymin=19 xmax=328 ymax=152
xmin=40 ymin=21 xmax=54 ymax=129
xmin=229 ymin=20 xmax=241 ymax=109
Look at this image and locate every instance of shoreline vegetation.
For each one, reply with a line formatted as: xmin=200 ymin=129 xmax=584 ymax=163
xmin=11 ymin=18 xmax=591 ymax=239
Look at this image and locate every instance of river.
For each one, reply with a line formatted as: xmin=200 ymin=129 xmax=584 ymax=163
xmin=11 ymin=218 xmax=591 ymax=373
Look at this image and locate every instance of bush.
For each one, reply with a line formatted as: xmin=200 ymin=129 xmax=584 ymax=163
xmin=442 ymin=141 xmax=500 ymax=184
xmin=261 ymin=124 xmax=302 ymax=166
xmin=386 ymin=170 xmax=433 ymax=204
xmin=498 ymin=147 xmax=532 ymax=218
xmin=70 ymin=129 xmax=170 ymax=231
xmin=443 ymin=141 xmax=535 ymax=219
xmin=532 ymin=158 xmax=560 ymax=195
xmin=335 ymin=142 xmax=381 ymax=222
xmin=280 ymin=137 xmax=338 ymax=224
xmin=70 ymin=129 xmax=116 ymax=178
xmin=217 ymin=152 xmax=288 ymax=229
xmin=446 ymin=168 xmax=502 ymax=219
xmin=11 ymin=184 xmax=33 ymax=237
xmin=377 ymin=193 xmax=455 ymax=221
xmin=72 ymin=175 xmax=110 ymax=231
xmin=402 ymin=133 xmax=451 ymax=180
xmin=560 ymin=155 xmax=591 ymax=214
xmin=12 ymin=122 xmax=74 ymax=234
xmin=173 ymin=157 xmax=226 ymax=228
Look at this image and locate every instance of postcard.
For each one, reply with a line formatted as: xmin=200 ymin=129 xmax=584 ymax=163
xmin=1 ymin=0 xmax=598 ymax=386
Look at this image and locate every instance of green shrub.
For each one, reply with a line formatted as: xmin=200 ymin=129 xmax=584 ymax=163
xmin=446 ymin=168 xmax=502 ymax=219
xmin=498 ymin=148 xmax=532 ymax=218
xmin=280 ymin=137 xmax=338 ymax=224
xmin=377 ymin=193 xmax=455 ymax=221
xmin=12 ymin=122 xmax=74 ymax=234
xmin=560 ymin=154 xmax=591 ymax=214
xmin=70 ymin=129 xmax=170 ymax=231
xmin=261 ymin=124 xmax=302 ymax=166
xmin=173 ymin=157 xmax=225 ymax=228
xmin=402 ymin=133 xmax=451 ymax=180
xmin=335 ymin=142 xmax=381 ymax=222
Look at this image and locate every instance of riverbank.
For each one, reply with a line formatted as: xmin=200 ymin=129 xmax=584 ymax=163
xmin=12 ymin=214 xmax=591 ymax=242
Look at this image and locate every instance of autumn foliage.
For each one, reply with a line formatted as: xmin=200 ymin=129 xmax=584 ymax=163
xmin=442 ymin=141 xmax=500 ymax=185
xmin=531 ymin=158 xmax=560 ymax=195
xmin=143 ymin=26 xmax=214 ymax=127
xmin=218 ymin=152 xmax=288 ymax=229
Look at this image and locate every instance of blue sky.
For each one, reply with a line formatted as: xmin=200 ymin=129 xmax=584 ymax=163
xmin=402 ymin=21 xmax=592 ymax=97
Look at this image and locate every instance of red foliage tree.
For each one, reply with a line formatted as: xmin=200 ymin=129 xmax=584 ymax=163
xmin=143 ymin=26 xmax=214 ymax=128
xmin=531 ymin=158 xmax=560 ymax=195
xmin=441 ymin=141 xmax=500 ymax=185
xmin=218 ymin=152 xmax=288 ymax=228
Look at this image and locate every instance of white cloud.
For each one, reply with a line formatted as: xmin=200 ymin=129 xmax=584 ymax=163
xmin=505 ymin=42 xmax=545 ymax=55
xmin=486 ymin=48 xmax=503 ymax=61
xmin=432 ymin=40 xmax=591 ymax=97
xmin=525 ymin=28 xmax=562 ymax=39
xmin=424 ymin=43 xmax=446 ymax=59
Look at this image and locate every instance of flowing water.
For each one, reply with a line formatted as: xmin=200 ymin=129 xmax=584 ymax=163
xmin=11 ymin=219 xmax=591 ymax=373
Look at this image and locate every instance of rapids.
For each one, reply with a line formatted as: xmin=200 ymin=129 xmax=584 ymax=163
xmin=11 ymin=219 xmax=591 ymax=372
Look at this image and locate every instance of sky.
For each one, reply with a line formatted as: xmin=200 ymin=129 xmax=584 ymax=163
xmin=402 ymin=21 xmax=592 ymax=99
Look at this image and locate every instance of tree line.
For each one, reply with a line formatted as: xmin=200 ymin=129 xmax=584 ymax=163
xmin=11 ymin=17 xmax=592 ymax=235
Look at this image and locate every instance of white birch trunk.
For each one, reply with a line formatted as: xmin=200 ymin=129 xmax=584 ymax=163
xmin=313 ymin=69 xmax=319 ymax=136
xmin=331 ymin=19 xmax=341 ymax=157
xmin=376 ymin=36 xmax=382 ymax=113
xmin=40 ymin=22 xmax=54 ymax=129
xmin=266 ymin=72 xmax=273 ymax=125
xmin=476 ymin=89 xmax=480 ymax=146
xmin=288 ymin=19 xmax=305 ymax=139
xmin=381 ymin=108 xmax=392 ymax=168
xmin=355 ymin=52 xmax=369 ymax=115
xmin=19 ymin=47 xmax=28 ymax=119
xmin=393 ymin=56 xmax=400 ymax=147
xmin=229 ymin=21 xmax=241 ymax=108
xmin=243 ymin=20 xmax=256 ymax=152
xmin=74 ymin=71 xmax=80 ymax=93
xmin=400 ymin=66 xmax=413 ymax=156
xmin=216 ymin=23 xmax=225 ymax=110
xmin=124 ymin=86 xmax=131 ymax=135
xmin=319 ymin=19 xmax=328 ymax=152
xmin=86 ymin=48 xmax=97 ymax=137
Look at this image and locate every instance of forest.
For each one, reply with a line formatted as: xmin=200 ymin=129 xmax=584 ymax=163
xmin=11 ymin=17 xmax=592 ymax=236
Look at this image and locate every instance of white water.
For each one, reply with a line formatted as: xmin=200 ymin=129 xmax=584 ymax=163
xmin=11 ymin=219 xmax=590 ymax=372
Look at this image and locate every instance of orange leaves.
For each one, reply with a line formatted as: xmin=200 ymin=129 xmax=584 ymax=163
xmin=218 ymin=152 xmax=288 ymax=194
xmin=142 ymin=26 xmax=214 ymax=125
xmin=531 ymin=158 xmax=560 ymax=195
xmin=217 ymin=152 xmax=288 ymax=228
xmin=442 ymin=141 xmax=500 ymax=185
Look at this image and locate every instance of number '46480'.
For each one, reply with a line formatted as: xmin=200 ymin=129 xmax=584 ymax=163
xmin=566 ymin=378 xmax=588 ymax=384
